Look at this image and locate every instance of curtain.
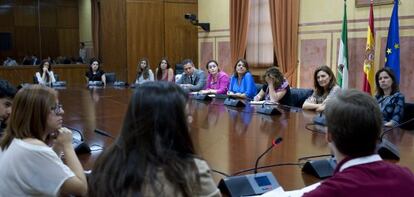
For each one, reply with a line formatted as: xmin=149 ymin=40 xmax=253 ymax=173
xmin=91 ymin=0 xmax=100 ymax=60
xmin=269 ymin=0 xmax=300 ymax=87
xmin=230 ymin=0 xmax=250 ymax=70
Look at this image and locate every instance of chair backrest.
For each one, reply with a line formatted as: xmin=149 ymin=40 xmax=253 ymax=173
xmin=105 ymin=72 xmax=116 ymax=84
xmin=175 ymin=63 xmax=184 ymax=75
xmin=401 ymin=103 xmax=414 ymax=130
xmin=289 ymin=88 xmax=314 ymax=108
xmin=255 ymin=83 xmax=263 ymax=94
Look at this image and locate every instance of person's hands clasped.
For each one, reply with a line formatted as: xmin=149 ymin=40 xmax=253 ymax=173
xmin=54 ymin=127 xmax=73 ymax=150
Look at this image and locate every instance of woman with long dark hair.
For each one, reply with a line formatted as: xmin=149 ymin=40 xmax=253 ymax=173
xmin=88 ymin=82 xmax=220 ymax=197
xmin=155 ymin=58 xmax=175 ymax=82
xmin=375 ymin=67 xmax=405 ymax=127
xmin=35 ymin=60 xmax=56 ymax=85
xmin=135 ymin=58 xmax=154 ymax=84
xmin=0 ymin=85 xmax=87 ymax=196
xmin=85 ymin=58 xmax=106 ymax=86
xmin=302 ymin=65 xmax=340 ymax=112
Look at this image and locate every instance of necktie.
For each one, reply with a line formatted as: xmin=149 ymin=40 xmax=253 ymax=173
xmin=190 ymin=76 xmax=193 ymax=84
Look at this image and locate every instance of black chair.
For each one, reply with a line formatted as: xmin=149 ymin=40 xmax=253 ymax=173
xmin=289 ymin=88 xmax=314 ymax=108
xmin=401 ymin=103 xmax=414 ymax=130
xmin=175 ymin=63 xmax=184 ymax=75
xmin=105 ymin=72 xmax=116 ymax=84
xmin=255 ymin=83 xmax=264 ymax=94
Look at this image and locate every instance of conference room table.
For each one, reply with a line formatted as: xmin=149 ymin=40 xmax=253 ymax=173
xmin=57 ymin=85 xmax=414 ymax=191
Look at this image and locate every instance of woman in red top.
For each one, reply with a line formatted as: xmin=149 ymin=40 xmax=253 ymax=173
xmin=155 ymin=58 xmax=174 ymax=82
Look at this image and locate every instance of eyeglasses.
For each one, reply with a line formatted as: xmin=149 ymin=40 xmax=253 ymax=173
xmin=51 ymin=104 xmax=63 ymax=114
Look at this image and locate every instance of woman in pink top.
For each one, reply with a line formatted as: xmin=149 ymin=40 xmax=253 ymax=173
xmin=155 ymin=58 xmax=174 ymax=82
xmin=200 ymin=60 xmax=229 ymax=94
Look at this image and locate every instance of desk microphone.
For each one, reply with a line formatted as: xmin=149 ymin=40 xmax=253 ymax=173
xmin=377 ymin=117 xmax=414 ymax=160
xmin=94 ymin=128 xmax=115 ymax=138
xmin=218 ymin=137 xmax=282 ymax=197
xmin=254 ymin=137 xmax=283 ymax=173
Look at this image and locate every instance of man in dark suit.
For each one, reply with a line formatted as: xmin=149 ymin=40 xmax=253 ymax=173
xmin=0 ymin=80 xmax=17 ymax=135
xmin=176 ymin=59 xmax=206 ymax=92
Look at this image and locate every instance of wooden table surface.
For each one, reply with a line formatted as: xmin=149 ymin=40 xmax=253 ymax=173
xmin=58 ymin=86 xmax=414 ymax=190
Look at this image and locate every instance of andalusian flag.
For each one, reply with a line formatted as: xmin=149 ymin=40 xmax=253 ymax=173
xmin=385 ymin=0 xmax=400 ymax=84
xmin=337 ymin=0 xmax=349 ymax=89
xmin=363 ymin=0 xmax=375 ymax=95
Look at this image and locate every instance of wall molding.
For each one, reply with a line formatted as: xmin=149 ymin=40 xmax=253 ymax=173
xmin=299 ymin=15 xmax=414 ymax=27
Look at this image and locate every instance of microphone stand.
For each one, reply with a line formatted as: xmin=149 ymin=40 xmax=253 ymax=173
xmin=218 ymin=137 xmax=283 ymax=197
xmin=254 ymin=137 xmax=283 ymax=174
xmin=377 ymin=117 xmax=414 ymax=160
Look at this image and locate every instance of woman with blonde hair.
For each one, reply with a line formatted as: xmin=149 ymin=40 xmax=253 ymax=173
xmin=135 ymin=58 xmax=154 ymax=84
xmin=0 ymin=85 xmax=87 ymax=196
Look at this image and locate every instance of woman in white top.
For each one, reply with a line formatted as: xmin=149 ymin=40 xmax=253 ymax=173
xmin=35 ymin=60 xmax=56 ymax=86
xmin=0 ymin=85 xmax=87 ymax=196
xmin=135 ymin=58 xmax=154 ymax=84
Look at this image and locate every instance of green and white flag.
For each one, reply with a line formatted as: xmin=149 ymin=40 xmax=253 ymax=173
xmin=337 ymin=0 xmax=349 ymax=89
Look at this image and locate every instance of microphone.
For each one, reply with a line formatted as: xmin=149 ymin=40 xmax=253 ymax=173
xmin=218 ymin=137 xmax=283 ymax=197
xmin=94 ymin=128 xmax=115 ymax=138
xmin=64 ymin=126 xmax=91 ymax=154
xmin=254 ymin=137 xmax=283 ymax=173
xmin=376 ymin=116 xmax=414 ymax=160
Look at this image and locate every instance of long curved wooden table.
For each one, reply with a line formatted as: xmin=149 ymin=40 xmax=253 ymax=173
xmin=58 ymin=86 xmax=414 ymax=190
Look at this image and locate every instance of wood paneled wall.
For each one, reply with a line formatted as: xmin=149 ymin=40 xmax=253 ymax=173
xmin=0 ymin=64 xmax=88 ymax=86
xmin=99 ymin=0 xmax=127 ymax=82
xmin=0 ymin=0 xmax=79 ymax=62
xmin=99 ymin=0 xmax=198 ymax=83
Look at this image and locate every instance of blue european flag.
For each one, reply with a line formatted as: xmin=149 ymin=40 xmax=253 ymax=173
xmin=384 ymin=0 xmax=400 ymax=84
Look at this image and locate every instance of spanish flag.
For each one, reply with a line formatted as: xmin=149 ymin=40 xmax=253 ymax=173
xmin=363 ymin=0 xmax=375 ymax=95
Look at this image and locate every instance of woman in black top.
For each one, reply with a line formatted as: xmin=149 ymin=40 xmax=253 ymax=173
xmin=85 ymin=58 xmax=106 ymax=86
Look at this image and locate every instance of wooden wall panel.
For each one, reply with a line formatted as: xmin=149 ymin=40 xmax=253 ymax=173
xmin=100 ymin=0 xmax=127 ymax=81
xmin=126 ymin=1 xmax=164 ymax=83
xmin=57 ymin=29 xmax=79 ymax=58
xmin=57 ymin=6 xmax=78 ymax=28
xmin=39 ymin=2 xmax=57 ymax=27
xmin=0 ymin=7 xmax=14 ymax=26
xmin=0 ymin=0 xmax=15 ymax=6
xmin=14 ymin=27 xmax=40 ymax=57
xmin=41 ymin=27 xmax=58 ymax=58
xmin=14 ymin=6 xmax=37 ymax=26
xmin=164 ymin=2 xmax=198 ymax=68
xmin=0 ymin=0 xmax=79 ymax=63
xmin=0 ymin=64 xmax=88 ymax=86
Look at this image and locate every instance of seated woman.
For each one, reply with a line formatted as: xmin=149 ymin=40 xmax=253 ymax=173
xmin=227 ymin=59 xmax=257 ymax=100
xmin=302 ymin=65 xmax=340 ymax=112
xmin=35 ymin=60 xmax=56 ymax=86
xmin=135 ymin=58 xmax=154 ymax=84
xmin=85 ymin=58 xmax=106 ymax=86
xmin=88 ymin=82 xmax=221 ymax=197
xmin=155 ymin=58 xmax=175 ymax=82
xmin=200 ymin=60 xmax=229 ymax=94
xmin=0 ymin=85 xmax=87 ymax=196
xmin=254 ymin=66 xmax=290 ymax=105
xmin=375 ymin=68 xmax=405 ymax=127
